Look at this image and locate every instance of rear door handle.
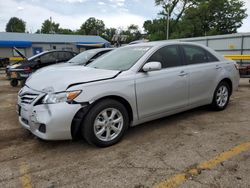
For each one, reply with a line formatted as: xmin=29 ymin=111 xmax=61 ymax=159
xmin=179 ymin=71 xmax=188 ymax=77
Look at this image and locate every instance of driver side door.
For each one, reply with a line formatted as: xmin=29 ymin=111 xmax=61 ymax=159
xmin=135 ymin=45 xmax=189 ymax=119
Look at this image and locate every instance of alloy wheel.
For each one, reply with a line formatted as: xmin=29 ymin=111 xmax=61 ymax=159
xmin=216 ymin=85 xmax=229 ymax=107
xmin=93 ymin=108 xmax=124 ymax=142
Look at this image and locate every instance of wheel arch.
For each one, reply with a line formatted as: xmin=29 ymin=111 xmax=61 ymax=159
xmin=219 ymin=78 xmax=233 ymax=96
xmin=71 ymin=95 xmax=134 ymax=139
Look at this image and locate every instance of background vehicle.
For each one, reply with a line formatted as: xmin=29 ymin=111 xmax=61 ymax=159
xmin=7 ymin=50 xmax=77 ymax=87
xmin=48 ymin=48 xmax=113 ymax=68
xmin=17 ymin=42 xmax=239 ymax=147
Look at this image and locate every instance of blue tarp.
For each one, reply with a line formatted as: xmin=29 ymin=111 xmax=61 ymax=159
xmin=0 ymin=40 xmax=32 ymax=48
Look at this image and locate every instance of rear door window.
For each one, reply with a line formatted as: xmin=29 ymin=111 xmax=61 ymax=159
xmin=56 ymin=52 xmax=74 ymax=62
xmin=147 ymin=45 xmax=182 ymax=68
xmin=182 ymin=45 xmax=218 ymax=65
xmin=40 ymin=53 xmax=56 ymax=64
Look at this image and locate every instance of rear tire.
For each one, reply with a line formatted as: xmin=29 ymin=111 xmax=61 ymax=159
xmin=82 ymin=99 xmax=129 ymax=147
xmin=10 ymin=79 xmax=18 ymax=87
xmin=211 ymin=81 xmax=230 ymax=111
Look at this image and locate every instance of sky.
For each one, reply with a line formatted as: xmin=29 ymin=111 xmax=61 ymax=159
xmin=0 ymin=0 xmax=249 ymax=33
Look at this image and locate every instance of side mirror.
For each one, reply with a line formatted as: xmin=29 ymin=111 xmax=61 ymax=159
xmin=142 ymin=62 xmax=162 ymax=72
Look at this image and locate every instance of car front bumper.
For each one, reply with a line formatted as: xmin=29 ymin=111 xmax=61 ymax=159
xmin=17 ymin=87 xmax=83 ymax=140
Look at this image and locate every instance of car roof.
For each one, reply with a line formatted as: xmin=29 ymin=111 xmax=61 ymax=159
xmin=128 ymin=41 xmax=206 ymax=48
xmin=43 ymin=50 xmax=76 ymax=53
xmin=85 ymin=48 xmax=114 ymax=53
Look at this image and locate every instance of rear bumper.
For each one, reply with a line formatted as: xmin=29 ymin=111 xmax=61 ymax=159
xmin=232 ymin=70 xmax=240 ymax=92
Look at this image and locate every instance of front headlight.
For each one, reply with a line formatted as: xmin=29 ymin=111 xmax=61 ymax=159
xmin=42 ymin=90 xmax=82 ymax=104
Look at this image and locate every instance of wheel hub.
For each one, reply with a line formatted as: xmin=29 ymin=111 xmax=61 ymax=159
xmin=94 ymin=108 xmax=124 ymax=142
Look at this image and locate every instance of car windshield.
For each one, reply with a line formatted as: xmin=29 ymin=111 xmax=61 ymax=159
xmin=68 ymin=50 xmax=98 ymax=65
xmin=87 ymin=46 xmax=151 ymax=71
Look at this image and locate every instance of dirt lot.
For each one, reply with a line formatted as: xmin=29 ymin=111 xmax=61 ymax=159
xmin=0 ymin=69 xmax=250 ymax=188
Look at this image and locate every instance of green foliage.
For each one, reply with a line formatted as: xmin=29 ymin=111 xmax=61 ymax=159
xmin=143 ymin=19 xmax=167 ymax=41
xmin=57 ymin=28 xmax=74 ymax=35
xmin=79 ymin=17 xmax=105 ymax=35
xmin=121 ymin=24 xmax=142 ymax=43
xmin=103 ymin=28 xmax=117 ymax=41
xmin=5 ymin=16 xmax=144 ymax=43
xmin=177 ymin=0 xmax=248 ymax=37
xmin=39 ymin=19 xmax=76 ymax=34
xmin=41 ymin=19 xmax=60 ymax=34
xmin=6 ymin=17 xmax=26 ymax=32
xmin=144 ymin=0 xmax=248 ymax=40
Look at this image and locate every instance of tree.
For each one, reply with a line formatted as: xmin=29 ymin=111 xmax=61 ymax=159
xmin=41 ymin=19 xmax=60 ymax=34
xmin=58 ymin=28 xmax=74 ymax=35
xmin=118 ymin=24 xmax=142 ymax=43
xmin=177 ymin=0 xmax=248 ymax=37
xmin=79 ymin=17 xmax=105 ymax=35
xmin=143 ymin=19 xmax=168 ymax=41
xmin=6 ymin=17 xmax=26 ymax=32
xmin=145 ymin=0 xmax=247 ymax=40
xmin=103 ymin=27 xmax=117 ymax=41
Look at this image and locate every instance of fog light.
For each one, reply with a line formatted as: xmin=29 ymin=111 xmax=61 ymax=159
xmin=38 ymin=124 xmax=46 ymax=133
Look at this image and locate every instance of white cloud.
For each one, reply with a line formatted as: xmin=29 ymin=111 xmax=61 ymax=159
xmin=0 ymin=0 xmax=248 ymax=34
xmin=17 ymin=6 xmax=24 ymax=11
xmin=109 ymin=0 xmax=125 ymax=7
xmin=0 ymin=0 xmax=145 ymax=33
xmin=101 ymin=13 xmax=145 ymax=30
xmin=55 ymin=0 xmax=87 ymax=3
xmin=98 ymin=1 xmax=105 ymax=5
xmin=238 ymin=0 xmax=250 ymax=33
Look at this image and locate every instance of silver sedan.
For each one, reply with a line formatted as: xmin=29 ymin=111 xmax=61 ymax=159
xmin=17 ymin=41 xmax=240 ymax=147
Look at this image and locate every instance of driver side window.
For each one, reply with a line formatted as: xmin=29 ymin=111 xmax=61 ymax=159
xmin=147 ymin=45 xmax=182 ymax=68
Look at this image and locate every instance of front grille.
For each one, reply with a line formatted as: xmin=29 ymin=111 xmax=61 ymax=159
xmin=19 ymin=92 xmax=39 ymax=104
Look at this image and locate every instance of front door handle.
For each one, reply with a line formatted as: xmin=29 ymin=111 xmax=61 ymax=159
xmin=216 ymin=65 xmax=222 ymax=70
xmin=179 ymin=71 xmax=188 ymax=77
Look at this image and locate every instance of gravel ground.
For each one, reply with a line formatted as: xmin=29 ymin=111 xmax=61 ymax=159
xmin=0 ymin=69 xmax=249 ymax=188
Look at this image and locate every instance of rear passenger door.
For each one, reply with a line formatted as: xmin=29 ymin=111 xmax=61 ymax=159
xmin=55 ymin=52 xmax=74 ymax=63
xmin=39 ymin=52 xmax=57 ymax=68
xmin=181 ymin=45 xmax=220 ymax=106
xmin=136 ymin=45 xmax=189 ymax=119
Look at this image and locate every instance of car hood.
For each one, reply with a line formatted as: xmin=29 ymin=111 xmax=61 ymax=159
xmin=8 ymin=60 xmax=35 ymax=69
xmin=45 ymin=62 xmax=77 ymax=68
xmin=42 ymin=61 xmax=86 ymax=70
xmin=26 ymin=66 xmax=120 ymax=92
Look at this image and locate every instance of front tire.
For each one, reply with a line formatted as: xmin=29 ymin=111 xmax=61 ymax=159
xmin=82 ymin=99 xmax=129 ymax=147
xmin=211 ymin=81 xmax=230 ymax=111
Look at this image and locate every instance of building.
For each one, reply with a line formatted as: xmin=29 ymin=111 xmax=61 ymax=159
xmin=0 ymin=32 xmax=110 ymax=58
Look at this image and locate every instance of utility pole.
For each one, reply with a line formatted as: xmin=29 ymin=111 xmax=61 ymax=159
xmin=50 ymin=16 xmax=53 ymax=34
xmin=164 ymin=0 xmax=170 ymax=40
xmin=167 ymin=6 xmax=170 ymax=40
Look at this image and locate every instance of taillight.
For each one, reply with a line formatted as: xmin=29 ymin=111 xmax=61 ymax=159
xmin=24 ymin=67 xmax=32 ymax=73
